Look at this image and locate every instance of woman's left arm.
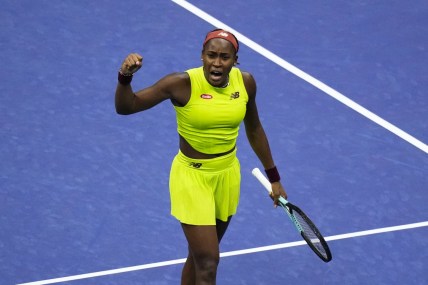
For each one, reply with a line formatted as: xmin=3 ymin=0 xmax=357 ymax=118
xmin=242 ymin=72 xmax=288 ymax=203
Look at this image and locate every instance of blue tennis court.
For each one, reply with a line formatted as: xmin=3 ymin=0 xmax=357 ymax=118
xmin=1 ymin=0 xmax=427 ymax=284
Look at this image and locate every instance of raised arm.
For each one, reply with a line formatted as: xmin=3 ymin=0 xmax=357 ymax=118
xmin=115 ymin=53 xmax=190 ymax=115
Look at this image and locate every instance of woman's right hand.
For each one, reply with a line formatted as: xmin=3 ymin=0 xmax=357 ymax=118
xmin=120 ymin=53 xmax=143 ymax=75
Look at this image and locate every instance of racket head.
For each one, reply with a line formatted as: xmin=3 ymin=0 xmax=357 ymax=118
xmin=281 ymin=201 xmax=332 ymax=262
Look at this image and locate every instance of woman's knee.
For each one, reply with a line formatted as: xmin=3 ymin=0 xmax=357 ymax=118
xmin=197 ymin=259 xmax=218 ymax=282
xmin=193 ymin=252 xmax=219 ymax=279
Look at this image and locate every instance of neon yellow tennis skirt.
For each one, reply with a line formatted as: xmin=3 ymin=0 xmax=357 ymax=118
xmin=169 ymin=148 xmax=241 ymax=225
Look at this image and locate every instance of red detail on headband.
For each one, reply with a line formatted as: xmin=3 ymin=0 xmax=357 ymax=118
xmin=203 ymin=30 xmax=239 ymax=52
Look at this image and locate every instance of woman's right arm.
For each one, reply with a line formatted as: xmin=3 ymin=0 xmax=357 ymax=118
xmin=115 ymin=53 xmax=189 ymax=115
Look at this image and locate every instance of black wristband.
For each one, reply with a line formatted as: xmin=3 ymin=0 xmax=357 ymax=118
xmin=118 ymin=71 xmax=133 ymax=85
xmin=265 ymin=166 xmax=280 ymax=183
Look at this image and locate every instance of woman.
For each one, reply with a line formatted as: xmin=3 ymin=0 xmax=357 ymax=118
xmin=115 ymin=29 xmax=287 ymax=285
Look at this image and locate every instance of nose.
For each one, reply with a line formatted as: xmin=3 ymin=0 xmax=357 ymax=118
xmin=213 ymin=56 xmax=222 ymax=67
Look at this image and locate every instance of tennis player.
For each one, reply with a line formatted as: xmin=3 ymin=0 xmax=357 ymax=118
xmin=115 ymin=29 xmax=287 ymax=285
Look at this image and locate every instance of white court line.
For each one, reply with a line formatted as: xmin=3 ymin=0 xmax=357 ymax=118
xmin=171 ymin=0 xmax=428 ymax=154
xmin=17 ymin=221 xmax=428 ymax=285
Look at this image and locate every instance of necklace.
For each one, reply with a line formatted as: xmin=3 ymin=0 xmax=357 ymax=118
xmin=220 ymin=76 xmax=230 ymax=88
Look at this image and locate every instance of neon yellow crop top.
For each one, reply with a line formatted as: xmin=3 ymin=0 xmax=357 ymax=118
xmin=174 ymin=66 xmax=249 ymax=154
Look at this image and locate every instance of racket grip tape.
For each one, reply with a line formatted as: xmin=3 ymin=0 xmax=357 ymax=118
xmin=251 ymin=168 xmax=272 ymax=193
xmin=252 ymin=168 xmax=288 ymax=206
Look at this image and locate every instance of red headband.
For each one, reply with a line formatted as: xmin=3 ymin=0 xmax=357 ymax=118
xmin=203 ymin=30 xmax=239 ymax=52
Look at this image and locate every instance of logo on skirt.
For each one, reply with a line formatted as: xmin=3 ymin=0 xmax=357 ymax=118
xmin=189 ymin=162 xmax=202 ymax=168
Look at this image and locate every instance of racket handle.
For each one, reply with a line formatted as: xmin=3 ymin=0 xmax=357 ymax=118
xmin=251 ymin=168 xmax=272 ymax=194
xmin=252 ymin=168 xmax=288 ymax=206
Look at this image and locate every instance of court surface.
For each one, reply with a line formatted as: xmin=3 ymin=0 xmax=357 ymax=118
xmin=1 ymin=0 xmax=427 ymax=284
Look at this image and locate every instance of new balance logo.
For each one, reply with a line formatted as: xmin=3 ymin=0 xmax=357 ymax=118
xmin=189 ymin=162 xmax=202 ymax=168
xmin=230 ymin=92 xmax=240 ymax=100
xmin=218 ymin=32 xmax=229 ymax=37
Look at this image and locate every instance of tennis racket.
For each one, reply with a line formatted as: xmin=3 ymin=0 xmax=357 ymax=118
xmin=252 ymin=168 xmax=332 ymax=262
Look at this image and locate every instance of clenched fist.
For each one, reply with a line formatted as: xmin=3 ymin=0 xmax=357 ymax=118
xmin=120 ymin=53 xmax=143 ymax=75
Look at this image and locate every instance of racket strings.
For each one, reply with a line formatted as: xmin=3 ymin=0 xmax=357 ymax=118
xmin=293 ymin=211 xmax=328 ymax=257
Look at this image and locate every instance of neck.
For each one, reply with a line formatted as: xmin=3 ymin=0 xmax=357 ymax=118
xmin=220 ymin=76 xmax=229 ymax=88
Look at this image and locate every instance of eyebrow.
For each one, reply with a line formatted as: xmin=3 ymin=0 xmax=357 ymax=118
xmin=205 ymin=50 xmax=233 ymax=56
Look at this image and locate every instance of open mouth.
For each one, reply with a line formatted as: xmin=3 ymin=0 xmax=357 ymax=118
xmin=210 ymin=70 xmax=223 ymax=81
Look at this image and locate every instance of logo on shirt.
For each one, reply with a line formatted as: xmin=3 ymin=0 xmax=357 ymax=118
xmin=200 ymin=94 xmax=213 ymax=99
xmin=230 ymin=92 xmax=240 ymax=100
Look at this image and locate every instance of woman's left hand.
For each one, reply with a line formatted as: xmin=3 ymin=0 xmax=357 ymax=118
xmin=270 ymin=181 xmax=287 ymax=207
